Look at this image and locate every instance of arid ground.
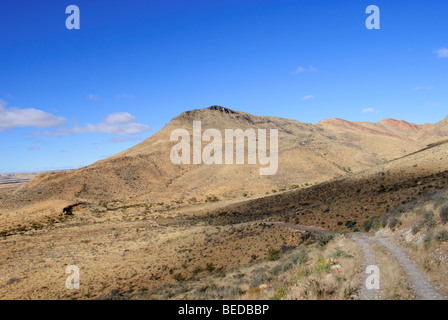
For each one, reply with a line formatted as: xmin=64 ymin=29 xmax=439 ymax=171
xmin=1 ymin=107 xmax=448 ymax=300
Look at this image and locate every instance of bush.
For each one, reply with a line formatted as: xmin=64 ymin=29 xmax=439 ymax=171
xmin=314 ymin=258 xmax=331 ymax=274
xmin=435 ymin=230 xmax=448 ymax=243
xmin=173 ymin=273 xmax=185 ymax=282
xmin=316 ymin=234 xmax=334 ymax=247
xmin=290 ymin=249 xmax=308 ymax=265
xmin=440 ymin=206 xmax=448 ymax=224
xmin=363 ymin=220 xmax=372 ymax=232
xmin=388 ymin=217 xmax=401 ymax=230
xmin=424 ymin=212 xmax=436 ymax=228
xmin=345 ymin=221 xmax=357 ymax=229
xmin=205 ymin=263 xmax=215 ymax=272
xmin=267 ymin=248 xmax=281 ymax=261
xmin=332 ymin=248 xmax=347 ymax=258
xmin=412 ymin=223 xmax=424 ymax=235
xmin=424 ymin=231 xmax=433 ymax=246
xmin=270 ymin=262 xmax=293 ymax=276
xmin=250 ymin=268 xmax=272 ymax=287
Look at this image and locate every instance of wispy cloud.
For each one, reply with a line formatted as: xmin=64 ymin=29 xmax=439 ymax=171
xmin=413 ymin=86 xmax=433 ymax=90
xmin=436 ymin=48 xmax=448 ymax=58
xmin=88 ymin=94 xmax=101 ymax=101
xmin=28 ymin=146 xmax=40 ymax=151
xmin=362 ymin=108 xmax=376 ymax=113
xmin=35 ymin=112 xmax=151 ymax=137
xmin=302 ymin=95 xmax=315 ymax=101
xmin=292 ymin=65 xmax=318 ymax=74
xmin=0 ymin=99 xmax=66 ymax=131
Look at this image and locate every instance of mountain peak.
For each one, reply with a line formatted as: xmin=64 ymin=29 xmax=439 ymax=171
xmin=207 ymin=105 xmax=237 ymax=114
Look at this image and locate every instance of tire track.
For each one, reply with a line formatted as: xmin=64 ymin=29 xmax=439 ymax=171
xmin=352 ymin=233 xmax=381 ymax=300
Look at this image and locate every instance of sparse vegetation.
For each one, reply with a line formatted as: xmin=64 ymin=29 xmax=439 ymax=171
xmin=435 ymin=230 xmax=448 ymax=243
xmin=440 ymin=205 xmax=448 ymax=224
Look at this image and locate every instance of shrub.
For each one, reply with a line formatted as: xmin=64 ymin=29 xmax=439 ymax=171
xmin=423 ymin=231 xmax=433 ymax=246
xmin=316 ymin=234 xmax=334 ymax=247
xmin=205 ymin=263 xmax=215 ymax=272
xmin=267 ymin=248 xmax=281 ymax=261
xmin=424 ymin=212 xmax=436 ymax=229
xmin=345 ymin=221 xmax=357 ymax=229
xmin=270 ymin=262 xmax=293 ymax=276
xmin=272 ymin=286 xmax=288 ymax=300
xmin=412 ymin=222 xmax=424 ymax=235
xmin=440 ymin=206 xmax=448 ymax=224
xmin=173 ymin=273 xmax=185 ymax=282
xmin=206 ymin=196 xmax=220 ymax=203
xmin=332 ymin=248 xmax=347 ymax=258
xmin=314 ymin=258 xmax=331 ymax=274
xmin=250 ymin=268 xmax=272 ymax=287
xmin=435 ymin=230 xmax=448 ymax=243
xmin=363 ymin=220 xmax=372 ymax=232
xmin=290 ymin=249 xmax=308 ymax=265
xmin=388 ymin=217 xmax=401 ymax=230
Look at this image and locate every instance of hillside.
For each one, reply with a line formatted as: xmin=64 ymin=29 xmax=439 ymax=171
xmin=5 ymin=106 xmax=436 ymax=210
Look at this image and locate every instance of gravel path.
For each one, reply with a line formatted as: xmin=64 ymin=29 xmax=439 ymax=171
xmin=267 ymin=222 xmax=335 ymax=235
xmin=354 ymin=233 xmax=444 ymax=300
xmin=376 ymin=237 xmax=444 ymax=300
xmin=352 ymin=233 xmax=381 ymax=300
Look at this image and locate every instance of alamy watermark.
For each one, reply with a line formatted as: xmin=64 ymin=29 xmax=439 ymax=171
xmin=65 ymin=265 xmax=80 ymax=290
xmin=170 ymin=121 xmax=278 ymax=176
xmin=366 ymin=265 xmax=380 ymax=290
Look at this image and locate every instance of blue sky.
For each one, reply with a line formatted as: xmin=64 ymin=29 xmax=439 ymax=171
xmin=0 ymin=0 xmax=447 ymax=173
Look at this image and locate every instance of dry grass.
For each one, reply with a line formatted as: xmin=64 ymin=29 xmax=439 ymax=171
xmin=370 ymin=243 xmax=414 ymax=300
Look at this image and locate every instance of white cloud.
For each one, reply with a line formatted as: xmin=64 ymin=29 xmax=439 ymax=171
xmin=302 ymin=95 xmax=315 ymax=101
xmin=436 ymin=48 xmax=448 ymax=58
xmin=28 ymin=146 xmax=40 ymax=151
xmin=0 ymin=99 xmax=66 ymax=131
xmin=88 ymin=94 xmax=100 ymax=101
xmin=414 ymin=86 xmax=433 ymax=90
xmin=293 ymin=65 xmax=317 ymax=74
xmin=37 ymin=112 xmax=150 ymax=137
xmin=362 ymin=108 xmax=376 ymax=113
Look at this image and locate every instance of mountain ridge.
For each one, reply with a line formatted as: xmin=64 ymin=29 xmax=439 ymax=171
xmin=4 ymin=106 xmax=447 ymax=210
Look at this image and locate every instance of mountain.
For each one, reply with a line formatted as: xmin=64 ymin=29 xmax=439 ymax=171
xmin=6 ymin=106 xmax=446 ymax=208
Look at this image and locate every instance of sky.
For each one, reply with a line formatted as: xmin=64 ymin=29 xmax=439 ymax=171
xmin=0 ymin=0 xmax=447 ymax=173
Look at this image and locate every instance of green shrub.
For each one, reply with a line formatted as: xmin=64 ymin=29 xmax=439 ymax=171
xmin=345 ymin=221 xmax=357 ymax=229
xmin=314 ymin=258 xmax=331 ymax=274
xmin=290 ymin=249 xmax=308 ymax=265
xmin=363 ymin=220 xmax=372 ymax=232
xmin=424 ymin=231 xmax=433 ymax=246
xmin=268 ymin=248 xmax=281 ymax=261
xmin=270 ymin=262 xmax=293 ymax=276
xmin=316 ymin=234 xmax=334 ymax=247
xmin=205 ymin=263 xmax=215 ymax=272
xmin=272 ymin=286 xmax=288 ymax=300
xmin=173 ymin=273 xmax=186 ymax=282
xmin=332 ymin=248 xmax=347 ymax=258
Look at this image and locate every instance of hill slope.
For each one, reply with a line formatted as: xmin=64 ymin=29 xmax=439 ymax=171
xmin=5 ymin=106 xmax=444 ymax=208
